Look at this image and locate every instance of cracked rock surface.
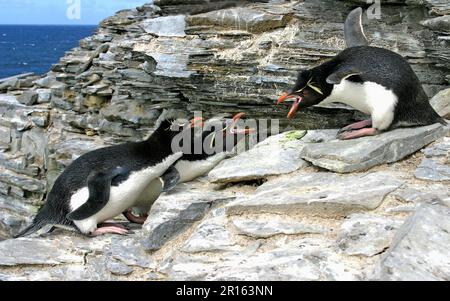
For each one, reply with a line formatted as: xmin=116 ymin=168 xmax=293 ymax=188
xmin=1 ymin=127 xmax=449 ymax=280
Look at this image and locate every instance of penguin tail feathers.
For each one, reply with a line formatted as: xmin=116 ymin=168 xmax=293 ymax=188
xmin=13 ymin=203 xmax=60 ymax=238
xmin=438 ymin=117 xmax=448 ymax=126
xmin=13 ymin=219 xmax=47 ymax=238
xmin=430 ymin=107 xmax=448 ymax=126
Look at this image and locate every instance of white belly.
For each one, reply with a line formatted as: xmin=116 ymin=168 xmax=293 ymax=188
xmin=115 ymin=153 xmax=228 ymax=218
xmin=69 ymin=152 xmax=182 ymax=234
xmin=131 ymin=178 xmax=163 ymax=215
xmin=175 ymin=152 xmax=228 ymax=183
xmin=322 ymin=80 xmax=398 ymax=130
xmin=113 ymin=153 xmax=229 ymax=221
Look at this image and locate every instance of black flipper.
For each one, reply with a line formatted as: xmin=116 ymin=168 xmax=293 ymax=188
xmin=66 ymin=166 xmax=129 ymax=221
xmin=326 ymin=66 xmax=362 ymax=85
xmin=344 ymin=7 xmax=369 ymax=48
xmin=161 ymin=166 xmax=181 ymax=192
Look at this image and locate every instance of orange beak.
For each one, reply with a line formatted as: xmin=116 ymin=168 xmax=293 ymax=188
xmin=287 ymin=98 xmax=302 ymax=119
xmin=232 ymin=112 xmax=246 ymax=123
xmin=276 ymin=92 xmax=297 ymax=105
xmin=229 ymin=112 xmax=255 ymax=135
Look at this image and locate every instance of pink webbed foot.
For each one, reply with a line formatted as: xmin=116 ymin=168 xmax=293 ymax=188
xmin=338 ymin=119 xmax=372 ymax=134
xmin=337 ymin=127 xmax=379 ymax=140
xmin=91 ymin=223 xmax=128 ymax=236
xmin=123 ymin=210 xmax=148 ymax=225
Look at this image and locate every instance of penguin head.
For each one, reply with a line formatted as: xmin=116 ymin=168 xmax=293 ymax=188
xmin=277 ymin=68 xmax=333 ymax=119
xmin=175 ymin=113 xmax=255 ymax=159
xmin=205 ymin=112 xmax=254 ymax=152
xmin=149 ymin=117 xmax=198 ymax=146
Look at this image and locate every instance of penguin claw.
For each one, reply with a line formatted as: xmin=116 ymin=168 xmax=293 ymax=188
xmin=123 ymin=210 xmax=148 ymax=224
xmin=338 ymin=119 xmax=373 ymax=134
xmin=337 ymin=127 xmax=378 ymax=140
xmin=91 ymin=225 xmax=128 ymax=236
xmin=337 ymin=127 xmax=349 ymax=135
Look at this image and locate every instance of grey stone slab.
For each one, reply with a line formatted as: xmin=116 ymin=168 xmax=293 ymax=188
xmin=17 ymin=91 xmax=38 ymax=106
xmin=141 ymin=183 xmax=235 ymax=251
xmin=142 ymin=15 xmax=186 ymax=37
xmin=0 ymin=168 xmax=46 ymax=193
xmin=232 ymin=216 xmax=328 ymax=238
xmin=337 ymin=214 xmax=404 ymax=257
xmin=226 ymin=171 xmax=404 ymax=217
xmin=209 ymin=130 xmax=337 ymax=183
xmin=301 ymin=124 xmax=449 ymax=173
xmin=430 ymin=88 xmax=450 ymax=119
xmin=422 ymin=137 xmax=450 ymax=158
xmin=0 ymin=238 xmax=84 ymax=266
xmin=374 ymin=204 xmax=450 ymax=280
xmin=187 ymin=7 xmax=290 ymax=33
xmin=106 ymin=237 xmax=156 ymax=269
xmin=182 ymin=209 xmax=239 ymax=253
xmin=165 ymin=237 xmax=362 ymax=281
xmin=415 ymin=158 xmax=450 ymax=181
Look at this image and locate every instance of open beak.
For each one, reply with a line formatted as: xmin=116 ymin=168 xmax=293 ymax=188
xmin=276 ymin=91 xmax=303 ymax=119
xmin=276 ymin=92 xmax=297 ymax=105
xmin=287 ymin=97 xmax=302 ymax=119
xmin=189 ymin=117 xmax=205 ymax=128
xmin=232 ymin=112 xmax=246 ymax=123
xmin=228 ymin=112 xmax=255 ymax=135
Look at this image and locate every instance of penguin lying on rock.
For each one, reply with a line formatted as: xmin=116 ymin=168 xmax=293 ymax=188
xmin=15 ymin=113 xmax=253 ymax=237
xmin=277 ymin=7 xmax=446 ymax=140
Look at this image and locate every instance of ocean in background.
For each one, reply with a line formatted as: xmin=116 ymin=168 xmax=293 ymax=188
xmin=0 ymin=25 xmax=96 ymax=79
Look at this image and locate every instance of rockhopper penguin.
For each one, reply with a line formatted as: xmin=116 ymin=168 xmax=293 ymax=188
xmin=124 ymin=112 xmax=254 ymax=224
xmin=172 ymin=113 xmax=254 ymax=183
xmin=277 ymin=7 xmax=446 ymax=140
xmin=14 ymin=118 xmax=194 ymax=237
xmin=16 ymin=113 xmax=253 ymax=236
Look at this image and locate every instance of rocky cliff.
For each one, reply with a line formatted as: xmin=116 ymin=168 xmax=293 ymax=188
xmin=0 ymin=0 xmax=449 ymax=280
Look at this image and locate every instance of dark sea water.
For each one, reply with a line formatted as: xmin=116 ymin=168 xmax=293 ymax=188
xmin=0 ymin=25 xmax=97 ymax=79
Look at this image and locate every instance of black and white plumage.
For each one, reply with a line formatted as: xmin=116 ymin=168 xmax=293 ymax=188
xmin=173 ymin=113 xmax=253 ymax=183
xmin=126 ymin=113 xmax=254 ymax=220
xmin=277 ymin=7 xmax=446 ymax=140
xmin=16 ymin=113 xmax=253 ymax=237
xmin=15 ymin=119 xmax=185 ymax=237
xmin=66 ymin=166 xmax=131 ymax=221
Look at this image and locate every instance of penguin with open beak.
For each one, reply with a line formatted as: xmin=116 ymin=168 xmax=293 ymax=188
xmin=14 ymin=118 xmax=188 ymax=237
xmin=173 ymin=112 xmax=254 ymax=183
xmin=123 ymin=112 xmax=254 ymax=224
xmin=15 ymin=112 xmax=254 ymax=237
xmin=277 ymin=7 xmax=446 ymax=140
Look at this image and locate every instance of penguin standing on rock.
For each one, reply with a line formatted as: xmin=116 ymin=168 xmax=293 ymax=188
xmin=123 ymin=112 xmax=254 ymax=224
xmin=15 ymin=113 xmax=254 ymax=236
xmin=172 ymin=113 xmax=254 ymax=183
xmin=14 ymin=117 xmax=194 ymax=237
xmin=277 ymin=7 xmax=446 ymax=140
